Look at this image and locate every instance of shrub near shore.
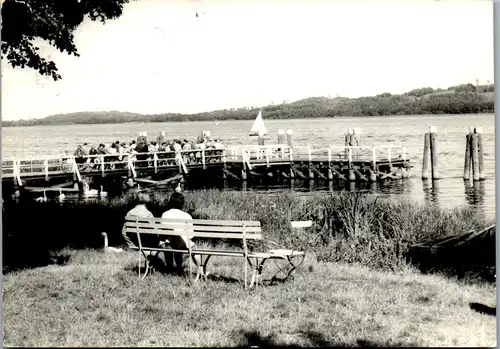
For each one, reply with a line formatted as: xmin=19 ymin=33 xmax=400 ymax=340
xmin=2 ymin=190 xmax=494 ymax=279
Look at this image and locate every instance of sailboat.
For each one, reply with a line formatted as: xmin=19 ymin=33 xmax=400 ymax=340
xmin=249 ymin=110 xmax=268 ymax=136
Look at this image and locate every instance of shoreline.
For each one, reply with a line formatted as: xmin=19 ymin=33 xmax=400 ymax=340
xmin=1 ymin=111 xmax=496 ymax=128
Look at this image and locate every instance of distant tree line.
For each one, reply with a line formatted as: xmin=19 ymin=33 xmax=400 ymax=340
xmin=3 ymin=83 xmax=494 ymax=127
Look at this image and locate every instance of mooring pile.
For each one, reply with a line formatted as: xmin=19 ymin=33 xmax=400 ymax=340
xmin=463 ymin=127 xmax=486 ymax=181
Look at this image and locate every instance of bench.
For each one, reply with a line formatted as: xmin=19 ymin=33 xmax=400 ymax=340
xmin=124 ymin=216 xmax=310 ymax=289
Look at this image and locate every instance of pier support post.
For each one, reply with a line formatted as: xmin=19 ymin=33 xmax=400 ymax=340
xmin=369 ymin=169 xmax=377 ymax=182
xmin=347 ymin=147 xmax=356 ymax=181
xmin=464 ymin=133 xmax=471 ymax=181
xmin=429 ymin=127 xmax=439 ymax=180
xmin=371 ymin=145 xmax=378 ymax=182
xmin=422 ymin=132 xmax=430 ymax=179
xmin=327 ymin=147 xmax=333 ymax=180
xmin=475 ymin=127 xmax=486 ymax=180
xmin=401 ymin=145 xmax=408 ymax=179
xmin=308 ymin=147 xmax=314 ymax=179
xmin=222 ymin=150 xmax=227 ymax=180
xmin=241 ymin=149 xmax=248 ymax=181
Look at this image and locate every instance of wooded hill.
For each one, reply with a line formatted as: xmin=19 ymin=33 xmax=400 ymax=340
xmin=3 ymin=83 xmax=494 ymax=127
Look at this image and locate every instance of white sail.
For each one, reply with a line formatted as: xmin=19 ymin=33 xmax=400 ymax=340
xmin=249 ymin=110 xmax=268 ymax=136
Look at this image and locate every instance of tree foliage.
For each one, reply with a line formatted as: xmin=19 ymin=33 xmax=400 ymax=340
xmin=1 ymin=0 xmax=130 ymax=80
xmin=2 ymin=84 xmax=495 ymax=127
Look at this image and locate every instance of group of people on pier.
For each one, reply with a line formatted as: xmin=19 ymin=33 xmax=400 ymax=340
xmin=69 ymin=132 xmax=226 ymax=170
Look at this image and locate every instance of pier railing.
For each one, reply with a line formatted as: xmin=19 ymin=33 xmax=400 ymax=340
xmin=1 ymin=144 xmax=407 ymax=179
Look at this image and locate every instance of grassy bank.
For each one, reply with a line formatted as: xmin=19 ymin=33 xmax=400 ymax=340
xmin=2 ymin=248 xmax=496 ymax=347
xmin=3 ymin=190 xmax=494 ymax=280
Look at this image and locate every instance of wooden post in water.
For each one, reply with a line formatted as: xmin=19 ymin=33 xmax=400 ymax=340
xmin=422 ymin=132 xmax=430 ymax=179
xmin=277 ymin=130 xmax=285 ymax=144
xmin=258 ymin=132 xmax=265 ymax=146
xmin=344 ymin=129 xmax=352 ymax=153
xmin=429 ymin=127 xmax=439 ymax=180
xmin=352 ymin=128 xmax=360 ymax=157
xmin=471 ymin=132 xmax=480 ymax=181
xmin=463 ymin=133 xmax=471 ymax=181
xmin=475 ymin=127 xmax=486 ymax=180
xmin=286 ymin=129 xmax=294 ymax=148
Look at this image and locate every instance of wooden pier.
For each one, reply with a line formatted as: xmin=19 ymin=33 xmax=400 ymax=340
xmin=2 ymin=144 xmax=412 ymax=196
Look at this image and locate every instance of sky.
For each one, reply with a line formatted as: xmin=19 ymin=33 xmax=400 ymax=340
xmin=1 ymin=0 xmax=494 ymax=121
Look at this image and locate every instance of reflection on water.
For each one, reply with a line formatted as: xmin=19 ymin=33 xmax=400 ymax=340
xmin=422 ymin=179 xmax=440 ymax=206
xmin=464 ymin=180 xmax=486 ymax=207
xmin=30 ymin=175 xmax=494 ymax=220
xmin=2 ymin=113 xmax=495 ymax=219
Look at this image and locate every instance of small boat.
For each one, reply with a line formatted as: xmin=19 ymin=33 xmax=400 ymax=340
xmin=249 ymin=110 xmax=268 ymax=136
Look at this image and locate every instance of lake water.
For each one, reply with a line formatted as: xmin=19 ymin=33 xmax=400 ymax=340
xmin=2 ymin=114 xmax=496 ymax=219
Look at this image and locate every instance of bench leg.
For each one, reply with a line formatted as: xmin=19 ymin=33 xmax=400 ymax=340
xmin=248 ymin=257 xmax=265 ymax=289
xmin=138 ymin=251 xmax=155 ymax=280
xmin=194 ymin=255 xmax=211 ymax=282
xmin=268 ymin=255 xmax=305 ymax=285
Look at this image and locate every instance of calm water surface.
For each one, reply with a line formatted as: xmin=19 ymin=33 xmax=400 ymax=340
xmin=2 ymin=114 xmax=496 ymax=219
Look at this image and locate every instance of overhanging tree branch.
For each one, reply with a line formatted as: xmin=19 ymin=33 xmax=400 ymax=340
xmin=1 ymin=0 xmax=130 ymax=80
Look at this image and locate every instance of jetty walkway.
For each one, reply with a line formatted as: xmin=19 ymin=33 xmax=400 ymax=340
xmin=2 ymin=144 xmax=412 ymax=195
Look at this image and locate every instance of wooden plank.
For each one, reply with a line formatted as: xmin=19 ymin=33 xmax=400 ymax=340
xmin=311 ymin=165 xmax=327 ymax=180
xmin=354 ymin=168 xmax=368 ymax=181
xmin=125 ymin=216 xmax=261 ymax=226
xmin=192 ymin=250 xmax=246 ymax=257
xmin=291 ymin=166 xmax=307 ymax=179
xmin=24 ymin=186 xmax=80 ymax=193
xmin=134 ymin=174 xmax=182 ymax=185
xmin=125 ymin=222 xmax=262 ymax=233
xmin=223 ymin=168 xmax=240 ymax=180
xmin=125 ymin=227 xmax=262 ymax=239
xmin=47 ymin=181 xmax=75 ymax=189
xmin=249 ymin=170 xmax=264 ymax=177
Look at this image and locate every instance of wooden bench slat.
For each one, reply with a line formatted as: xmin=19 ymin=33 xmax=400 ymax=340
xmin=125 ymin=223 xmax=262 ymax=233
xmin=192 ymin=250 xmax=246 ymax=257
xmin=126 ymin=228 xmax=262 ymax=240
xmin=125 ymin=216 xmax=261 ymax=227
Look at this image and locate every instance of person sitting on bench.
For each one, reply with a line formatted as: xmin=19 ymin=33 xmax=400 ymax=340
xmin=122 ymin=192 xmax=162 ymax=249
xmin=161 ymin=192 xmax=201 ymax=275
